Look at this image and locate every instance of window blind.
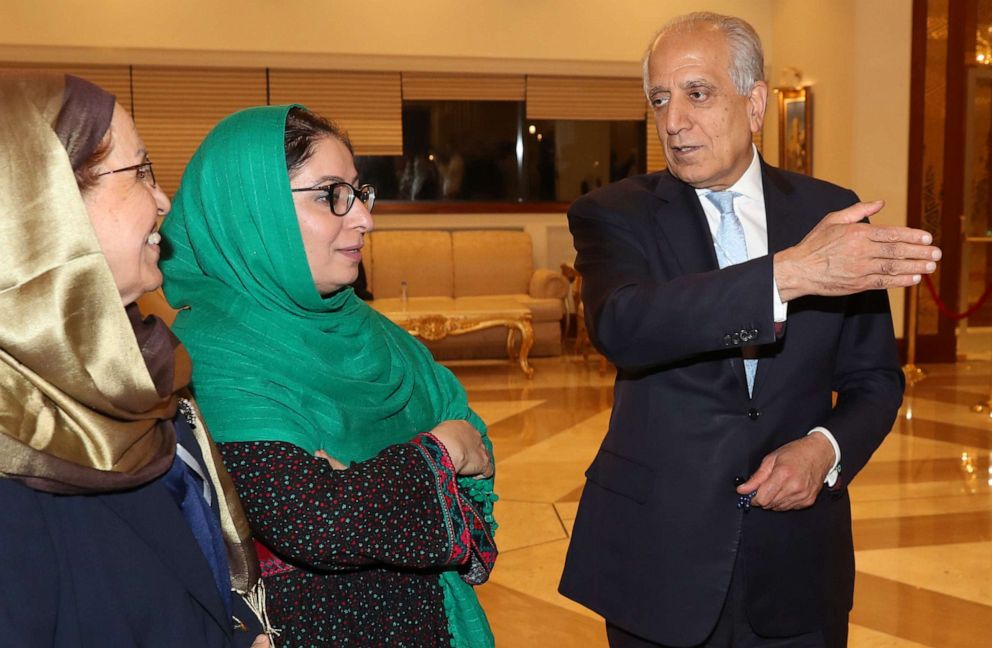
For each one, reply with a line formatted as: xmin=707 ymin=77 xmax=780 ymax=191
xmin=645 ymin=118 xmax=667 ymax=172
xmin=526 ymin=75 xmax=646 ymax=121
xmin=130 ymin=66 xmax=267 ymax=194
xmin=269 ymin=69 xmax=402 ymax=156
xmin=402 ymin=72 xmax=525 ymax=101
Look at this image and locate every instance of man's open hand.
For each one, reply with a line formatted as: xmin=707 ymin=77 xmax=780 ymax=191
xmin=774 ymin=201 xmax=941 ymax=302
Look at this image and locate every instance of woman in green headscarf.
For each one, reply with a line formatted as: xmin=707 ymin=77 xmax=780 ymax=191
xmin=161 ymin=105 xmax=498 ymax=647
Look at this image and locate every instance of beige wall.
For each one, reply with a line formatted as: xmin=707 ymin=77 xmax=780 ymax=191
xmin=0 ymin=1 xmax=773 ymax=73
xmin=853 ymin=1 xmax=913 ymax=335
xmin=768 ymin=1 xmax=857 ymax=181
xmin=1 ymin=0 xmax=913 ymax=333
xmin=769 ymin=0 xmax=912 ymax=334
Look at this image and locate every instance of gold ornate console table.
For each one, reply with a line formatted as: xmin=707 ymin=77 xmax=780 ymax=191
xmin=371 ymin=297 xmax=535 ymax=377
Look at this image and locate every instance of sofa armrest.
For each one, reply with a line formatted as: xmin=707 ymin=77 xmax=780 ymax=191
xmin=529 ymin=269 xmax=569 ymax=300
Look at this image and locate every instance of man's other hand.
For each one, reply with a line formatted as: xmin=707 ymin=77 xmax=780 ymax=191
xmin=736 ymin=433 xmax=836 ymax=511
xmin=774 ymin=200 xmax=941 ymax=302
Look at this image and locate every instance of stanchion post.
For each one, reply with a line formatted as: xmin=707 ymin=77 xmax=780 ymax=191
xmin=972 ymin=384 xmax=992 ymax=418
xmin=970 ymin=352 xmax=992 ymax=418
xmin=903 ymin=283 xmax=926 ymax=386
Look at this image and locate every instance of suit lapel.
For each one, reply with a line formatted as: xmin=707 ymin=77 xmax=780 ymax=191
xmin=651 ymin=172 xmax=719 ymax=276
xmin=751 ymin=162 xmax=800 ymax=401
xmin=100 ymin=470 xmax=232 ymax=636
xmin=651 ymin=172 xmax=750 ymax=393
xmin=762 ymin=163 xmax=802 ymax=258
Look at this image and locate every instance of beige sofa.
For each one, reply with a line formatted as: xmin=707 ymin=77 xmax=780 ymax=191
xmin=364 ymin=229 xmax=569 ymax=360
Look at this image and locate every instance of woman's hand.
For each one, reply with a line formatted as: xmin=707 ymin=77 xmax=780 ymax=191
xmin=315 ymin=449 xmax=347 ymax=470
xmin=250 ymin=634 xmax=271 ymax=648
xmin=314 ymin=422 xmax=494 ymax=479
xmin=429 ymin=420 xmax=493 ymax=479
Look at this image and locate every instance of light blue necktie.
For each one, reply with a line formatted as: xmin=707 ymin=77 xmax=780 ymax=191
xmin=706 ymin=190 xmax=756 ymax=395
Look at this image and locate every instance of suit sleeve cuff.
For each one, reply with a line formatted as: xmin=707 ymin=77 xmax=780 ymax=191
xmin=808 ymin=426 xmax=841 ymax=487
xmin=772 ymin=277 xmax=789 ymax=322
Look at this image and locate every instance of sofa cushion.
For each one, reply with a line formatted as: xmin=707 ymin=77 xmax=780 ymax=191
xmin=452 ymin=230 xmax=533 ymax=297
xmin=369 ymin=231 xmax=453 ymax=298
xmin=514 ymin=296 xmax=565 ymax=323
xmin=529 ymin=268 xmax=569 ymax=300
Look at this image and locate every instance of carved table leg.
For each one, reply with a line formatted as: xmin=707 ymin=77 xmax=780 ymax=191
xmin=510 ymin=316 xmax=535 ymax=378
xmin=506 ymin=327 xmax=517 ymax=360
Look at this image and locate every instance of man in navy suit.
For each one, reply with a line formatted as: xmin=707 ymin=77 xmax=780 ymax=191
xmin=559 ymin=12 xmax=941 ymax=648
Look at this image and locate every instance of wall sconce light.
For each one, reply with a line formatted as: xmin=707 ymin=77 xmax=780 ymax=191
xmin=778 ymin=66 xmax=804 ymax=89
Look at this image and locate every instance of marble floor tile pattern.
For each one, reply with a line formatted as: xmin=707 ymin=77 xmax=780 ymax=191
xmin=444 ymin=357 xmax=992 ymax=647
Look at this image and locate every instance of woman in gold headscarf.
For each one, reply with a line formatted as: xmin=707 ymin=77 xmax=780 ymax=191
xmin=0 ymin=72 xmax=271 ymax=648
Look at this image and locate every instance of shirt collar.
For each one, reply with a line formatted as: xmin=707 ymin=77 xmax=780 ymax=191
xmin=694 ymin=144 xmax=763 ymax=201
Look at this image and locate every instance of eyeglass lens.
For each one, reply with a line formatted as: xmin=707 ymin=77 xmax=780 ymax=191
xmin=330 ymin=183 xmax=375 ymax=216
xmin=96 ymin=161 xmax=157 ymax=188
xmin=138 ymin=163 xmax=157 ymax=188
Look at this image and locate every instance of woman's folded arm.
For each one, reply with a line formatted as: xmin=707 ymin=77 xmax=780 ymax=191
xmin=219 ymin=436 xmax=476 ymax=573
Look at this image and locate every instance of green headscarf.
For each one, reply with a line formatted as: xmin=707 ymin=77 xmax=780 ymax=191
xmin=160 ymin=105 xmax=495 ymax=647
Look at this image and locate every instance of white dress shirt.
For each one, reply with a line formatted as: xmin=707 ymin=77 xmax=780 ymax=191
xmin=692 ymin=146 xmax=841 ymax=486
xmin=695 ymin=146 xmax=787 ymax=322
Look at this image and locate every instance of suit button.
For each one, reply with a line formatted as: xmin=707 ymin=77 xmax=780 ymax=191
xmin=747 ymin=408 xmax=760 ymax=421
xmin=723 ymin=334 xmax=732 ymax=346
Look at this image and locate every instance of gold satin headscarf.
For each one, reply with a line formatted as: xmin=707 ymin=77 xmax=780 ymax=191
xmin=0 ymin=70 xmax=259 ymax=591
xmin=0 ymin=71 xmax=178 ymax=493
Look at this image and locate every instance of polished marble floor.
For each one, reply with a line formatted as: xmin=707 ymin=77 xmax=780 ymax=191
xmin=445 ymin=356 xmax=992 ymax=647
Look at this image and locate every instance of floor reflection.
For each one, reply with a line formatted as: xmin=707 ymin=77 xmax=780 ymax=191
xmin=450 ymin=357 xmax=992 ymax=647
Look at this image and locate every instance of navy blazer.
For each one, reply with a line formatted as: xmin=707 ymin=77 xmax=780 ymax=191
xmin=559 ymin=163 xmax=903 ymax=645
xmin=0 ymin=415 xmax=262 ymax=647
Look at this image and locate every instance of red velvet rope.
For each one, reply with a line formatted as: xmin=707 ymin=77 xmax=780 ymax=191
xmin=921 ymin=275 xmax=992 ymax=320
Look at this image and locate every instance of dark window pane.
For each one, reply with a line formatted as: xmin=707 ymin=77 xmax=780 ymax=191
xmin=355 ymin=100 xmax=646 ymax=205
xmin=523 ymin=120 xmax=646 ymax=202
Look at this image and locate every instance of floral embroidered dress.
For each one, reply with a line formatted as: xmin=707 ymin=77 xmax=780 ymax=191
xmin=221 ymin=435 xmax=495 ymax=646
xmin=160 ymin=105 xmax=497 ymax=647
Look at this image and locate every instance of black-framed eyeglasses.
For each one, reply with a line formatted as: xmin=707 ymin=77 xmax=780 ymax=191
xmin=291 ymin=181 xmax=376 ymax=217
xmin=97 ymin=160 xmax=157 ymax=188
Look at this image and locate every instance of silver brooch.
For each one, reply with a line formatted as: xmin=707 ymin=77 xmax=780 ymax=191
xmin=177 ymin=398 xmax=197 ymax=428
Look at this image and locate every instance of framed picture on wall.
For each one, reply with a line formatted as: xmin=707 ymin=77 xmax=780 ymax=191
xmin=777 ymin=86 xmax=812 ymax=175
